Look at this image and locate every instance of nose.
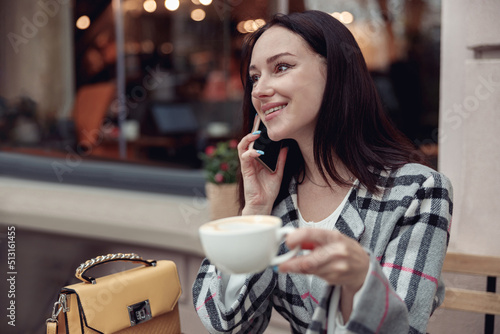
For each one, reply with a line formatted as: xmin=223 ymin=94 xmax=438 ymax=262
xmin=251 ymin=76 xmax=274 ymax=100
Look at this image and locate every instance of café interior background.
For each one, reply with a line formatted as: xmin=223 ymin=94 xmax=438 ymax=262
xmin=0 ymin=0 xmax=441 ymax=172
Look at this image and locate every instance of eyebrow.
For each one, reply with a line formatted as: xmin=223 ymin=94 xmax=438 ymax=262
xmin=249 ymin=52 xmax=296 ymax=71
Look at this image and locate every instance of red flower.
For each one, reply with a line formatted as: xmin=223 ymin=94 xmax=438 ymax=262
xmin=205 ymin=145 xmax=216 ymax=156
xmin=220 ymin=162 xmax=229 ymax=171
xmin=229 ymin=139 xmax=238 ymax=149
xmin=214 ymin=173 xmax=224 ymax=183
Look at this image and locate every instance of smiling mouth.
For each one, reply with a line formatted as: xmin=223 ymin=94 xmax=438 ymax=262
xmin=264 ymin=104 xmax=287 ymax=116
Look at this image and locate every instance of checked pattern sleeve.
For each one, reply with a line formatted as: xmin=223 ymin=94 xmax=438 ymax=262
xmin=342 ymin=171 xmax=453 ymax=334
xmin=192 ymin=259 xmax=276 ymax=333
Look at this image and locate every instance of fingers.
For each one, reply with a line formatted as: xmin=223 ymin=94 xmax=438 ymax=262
xmin=251 ymin=113 xmax=261 ymax=132
xmin=275 ymin=146 xmax=288 ymax=176
xmin=281 ymin=229 xmax=342 ymax=272
xmin=238 ymin=113 xmax=263 ymax=156
xmin=279 ymin=241 xmax=339 ymax=274
xmin=285 ymin=228 xmax=340 ymax=250
xmin=279 ymin=229 xmax=370 ymax=288
xmin=237 ymin=131 xmax=260 ymax=154
xmin=237 ymin=132 xmax=263 ymax=161
xmin=278 ymin=229 xmax=340 ymax=274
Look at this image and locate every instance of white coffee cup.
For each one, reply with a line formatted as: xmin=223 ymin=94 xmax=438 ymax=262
xmin=199 ymin=215 xmax=300 ymax=274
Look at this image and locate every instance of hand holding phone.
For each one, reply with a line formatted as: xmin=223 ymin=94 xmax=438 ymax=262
xmin=251 ymin=117 xmax=283 ymax=173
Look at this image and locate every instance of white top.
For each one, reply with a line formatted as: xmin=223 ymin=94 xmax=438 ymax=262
xmin=297 ymin=186 xmax=353 ymax=332
xmin=223 ymin=185 xmax=355 ymax=332
xmin=297 ymin=185 xmax=351 ymax=226
xmin=297 ymin=184 xmax=353 ymax=285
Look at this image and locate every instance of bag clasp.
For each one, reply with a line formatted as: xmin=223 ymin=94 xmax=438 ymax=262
xmin=128 ymin=299 xmax=153 ymax=326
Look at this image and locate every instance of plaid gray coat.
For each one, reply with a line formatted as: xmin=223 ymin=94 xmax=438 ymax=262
xmin=193 ymin=163 xmax=453 ymax=333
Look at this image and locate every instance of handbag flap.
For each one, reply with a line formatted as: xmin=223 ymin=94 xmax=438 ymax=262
xmin=63 ymin=260 xmax=181 ymax=333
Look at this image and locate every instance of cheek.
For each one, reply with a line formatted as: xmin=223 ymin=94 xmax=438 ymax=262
xmin=251 ymin=97 xmax=259 ymax=111
xmin=308 ymin=63 xmax=327 ymax=101
xmin=314 ymin=82 xmax=326 ymax=102
xmin=295 ymin=82 xmax=324 ymax=121
xmin=296 ymin=80 xmax=324 ymax=106
xmin=305 ymin=79 xmax=326 ymax=113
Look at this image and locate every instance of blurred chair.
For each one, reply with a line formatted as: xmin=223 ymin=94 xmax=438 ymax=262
xmin=440 ymin=252 xmax=500 ymax=334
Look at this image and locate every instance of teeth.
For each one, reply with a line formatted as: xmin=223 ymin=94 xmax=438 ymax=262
xmin=264 ymin=104 xmax=287 ymax=115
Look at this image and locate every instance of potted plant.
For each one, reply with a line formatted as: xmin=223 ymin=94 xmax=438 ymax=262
xmin=199 ymin=140 xmax=240 ymax=220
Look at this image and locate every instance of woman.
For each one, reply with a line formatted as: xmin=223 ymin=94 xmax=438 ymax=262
xmin=193 ymin=11 xmax=452 ymax=334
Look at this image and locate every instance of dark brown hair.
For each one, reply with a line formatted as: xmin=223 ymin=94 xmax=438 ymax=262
xmin=238 ymin=10 xmax=424 ymax=210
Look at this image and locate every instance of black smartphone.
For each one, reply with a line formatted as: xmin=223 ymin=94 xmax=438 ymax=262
xmin=252 ymin=117 xmax=283 ymax=173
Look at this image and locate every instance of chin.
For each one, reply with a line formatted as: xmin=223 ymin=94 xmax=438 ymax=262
xmin=266 ymin=123 xmax=292 ymax=142
xmin=267 ymin=131 xmax=283 ymax=142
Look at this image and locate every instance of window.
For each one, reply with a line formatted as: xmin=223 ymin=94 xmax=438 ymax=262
xmin=0 ymin=0 xmax=441 ymax=194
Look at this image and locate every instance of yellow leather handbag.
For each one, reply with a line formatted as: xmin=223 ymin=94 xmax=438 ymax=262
xmin=46 ymin=253 xmax=182 ymax=334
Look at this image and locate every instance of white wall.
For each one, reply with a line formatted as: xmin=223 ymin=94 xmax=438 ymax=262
xmin=439 ymin=0 xmax=500 ymax=258
xmin=429 ymin=0 xmax=500 ymax=333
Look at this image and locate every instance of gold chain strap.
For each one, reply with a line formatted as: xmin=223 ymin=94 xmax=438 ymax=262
xmin=75 ymin=253 xmax=153 ymax=284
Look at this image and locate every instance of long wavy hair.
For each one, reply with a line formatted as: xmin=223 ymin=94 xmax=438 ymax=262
xmin=238 ymin=10 xmax=424 ymax=210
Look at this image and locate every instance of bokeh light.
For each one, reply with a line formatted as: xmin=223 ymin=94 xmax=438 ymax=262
xmin=76 ymin=15 xmax=91 ymax=30
xmin=331 ymin=11 xmax=354 ymax=24
xmin=191 ymin=9 xmax=206 ymax=21
xmin=340 ymin=11 xmax=354 ymax=24
xmin=238 ymin=19 xmax=265 ymax=33
xmin=160 ymin=42 xmax=174 ymax=55
xmin=143 ymin=0 xmax=157 ymax=13
xmin=141 ymin=40 xmax=155 ymax=54
xmin=165 ymin=0 xmax=180 ymax=11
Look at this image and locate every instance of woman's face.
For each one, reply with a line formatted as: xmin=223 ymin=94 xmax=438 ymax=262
xmin=249 ymin=26 xmax=327 ymax=143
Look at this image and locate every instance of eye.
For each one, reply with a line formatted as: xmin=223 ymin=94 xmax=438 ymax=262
xmin=275 ymin=63 xmax=292 ymax=73
xmin=249 ymin=74 xmax=260 ymax=84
